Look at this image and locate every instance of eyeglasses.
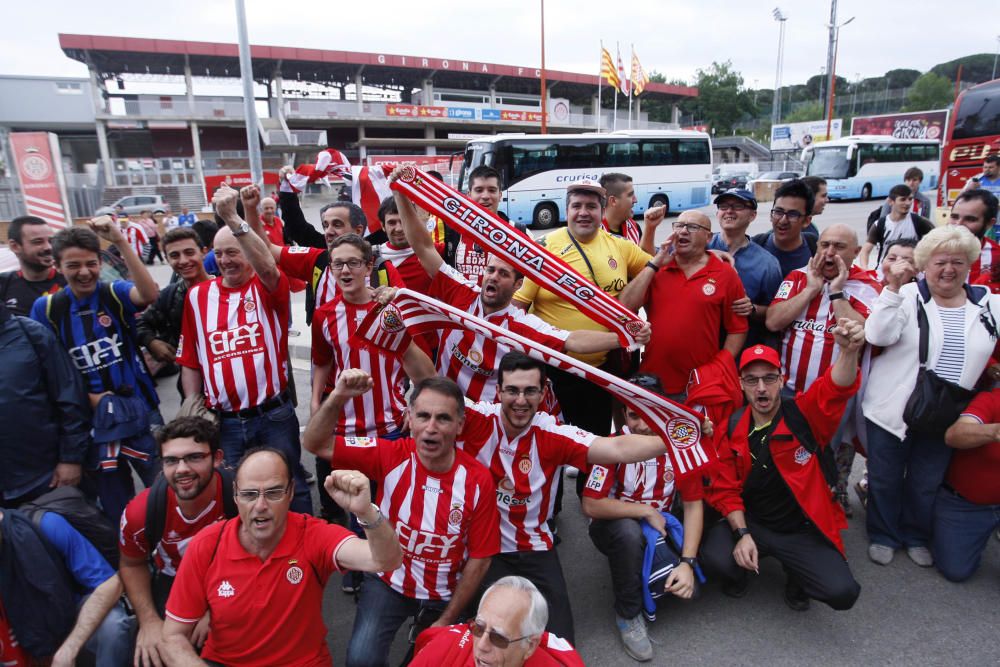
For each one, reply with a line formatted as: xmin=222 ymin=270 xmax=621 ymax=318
xmin=162 ymin=452 xmax=211 ymax=467
xmin=740 ymin=374 xmax=783 ymax=387
xmin=234 ymin=484 xmax=292 ymax=504
xmin=671 ymin=222 xmax=711 ymax=233
xmin=469 ymin=620 xmax=532 ymax=649
xmin=770 ymin=208 xmax=805 ymax=223
xmin=500 ymin=386 xmax=543 ymax=399
xmin=717 ymin=203 xmax=752 ymax=212
xmin=331 ymin=258 xmax=366 ymax=270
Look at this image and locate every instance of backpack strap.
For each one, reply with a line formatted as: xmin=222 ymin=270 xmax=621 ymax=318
xmin=370 ymin=254 xmax=391 ymax=288
xmin=144 ymin=474 xmax=170 ymax=556
xmin=726 ymin=405 xmax=748 ymax=439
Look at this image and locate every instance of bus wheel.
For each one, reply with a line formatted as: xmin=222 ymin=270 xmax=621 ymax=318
xmin=532 ymin=202 xmax=559 ymax=229
xmin=648 ymin=194 xmax=670 ymax=215
xmin=860 ymin=184 xmax=872 ymax=201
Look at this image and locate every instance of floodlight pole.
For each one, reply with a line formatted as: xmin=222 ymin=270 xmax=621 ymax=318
xmin=236 ymin=0 xmax=263 ymax=184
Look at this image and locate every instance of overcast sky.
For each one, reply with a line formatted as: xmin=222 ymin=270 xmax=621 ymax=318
xmin=4 ymin=0 xmax=997 ymax=89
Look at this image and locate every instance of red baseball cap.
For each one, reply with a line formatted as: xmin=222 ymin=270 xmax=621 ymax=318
xmin=738 ymin=344 xmax=781 ymax=371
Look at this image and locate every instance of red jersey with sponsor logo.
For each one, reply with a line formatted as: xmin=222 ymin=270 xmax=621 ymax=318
xmin=0 ymin=599 xmax=29 ymax=667
xmin=119 ymin=474 xmax=227 ymax=576
xmin=971 ymin=237 xmax=1000 ymax=283
xmin=583 ymin=441 xmax=703 ymax=511
xmin=459 ymin=403 xmax=594 ymax=553
xmin=640 ymin=255 xmax=748 ymax=394
xmin=176 ymin=273 xmax=290 ymax=412
xmin=278 ymin=245 xmax=403 ymax=311
xmin=165 ymin=514 xmax=353 ymax=667
xmin=771 ymin=266 xmax=881 ymax=393
xmin=312 ymin=296 xmax=407 ymax=436
xmin=375 ymin=242 xmax=443 ymax=294
xmin=125 ymin=223 xmax=149 ymax=256
xmin=601 ymin=217 xmax=642 ymax=245
xmin=952 ymin=390 xmax=1000 ymax=505
xmin=332 ymin=437 xmax=499 ymax=600
xmin=431 ymin=264 xmax=569 ymax=403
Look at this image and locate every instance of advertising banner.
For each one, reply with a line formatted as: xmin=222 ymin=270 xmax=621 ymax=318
xmin=770 ymin=119 xmax=843 ymax=151
xmin=203 ymin=171 xmax=280 ymax=202
xmin=386 ymin=104 xmax=420 ymax=117
xmin=480 ymin=109 xmax=501 ymax=121
xmin=447 ymin=107 xmax=476 ymax=120
xmin=850 ymin=110 xmax=948 ymax=140
xmin=9 ymin=132 xmax=72 ymax=227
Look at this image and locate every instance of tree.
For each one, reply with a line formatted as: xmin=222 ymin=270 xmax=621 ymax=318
xmin=931 ymin=54 xmax=997 ymax=85
xmin=784 ymin=102 xmax=825 ymax=123
xmin=904 ymin=72 xmax=953 ymax=111
xmin=684 ymin=61 xmax=756 ymax=134
xmin=883 ymin=69 xmax=921 ymax=89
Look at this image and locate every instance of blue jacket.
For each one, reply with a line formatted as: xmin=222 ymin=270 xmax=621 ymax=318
xmin=641 ymin=512 xmax=706 ymax=618
xmin=0 ymin=306 xmax=91 ymax=497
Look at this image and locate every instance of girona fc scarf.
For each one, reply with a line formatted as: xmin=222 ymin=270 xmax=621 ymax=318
xmin=385 ymin=164 xmax=646 ymax=350
xmin=285 ymin=148 xmax=352 ymax=193
xmin=352 ymin=289 xmax=714 ymax=480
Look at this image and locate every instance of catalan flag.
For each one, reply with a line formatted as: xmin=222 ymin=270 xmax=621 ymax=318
xmin=631 ymin=49 xmax=650 ymax=96
xmin=601 ymin=45 xmax=619 ymax=89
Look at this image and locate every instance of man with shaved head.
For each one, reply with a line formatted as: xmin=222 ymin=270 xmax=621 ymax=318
xmin=765 ymin=223 xmax=882 ymax=514
xmin=620 ymin=209 xmax=749 ymax=400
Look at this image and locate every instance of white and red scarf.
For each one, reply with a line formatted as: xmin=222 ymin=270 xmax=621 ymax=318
xmin=352 ymin=289 xmax=714 ymax=480
xmin=284 ymin=148 xmax=352 ymax=193
xmin=385 ymin=164 xmax=646 ymax=350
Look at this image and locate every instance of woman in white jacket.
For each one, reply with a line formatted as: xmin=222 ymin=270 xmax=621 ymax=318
xmin=862 ymin=225 xmax=999 ymax=568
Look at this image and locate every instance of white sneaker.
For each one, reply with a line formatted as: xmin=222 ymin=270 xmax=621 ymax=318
xmin=615 ymin=614 xmax=653 ymax=662
xmin=868 ymin=543 xmax=894 ymax=566
xmin=906 ymin=546 xmax=934 ymax=567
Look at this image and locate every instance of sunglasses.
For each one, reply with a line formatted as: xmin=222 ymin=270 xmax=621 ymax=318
xmin=469 ymin=620 xmax=532 ymax=649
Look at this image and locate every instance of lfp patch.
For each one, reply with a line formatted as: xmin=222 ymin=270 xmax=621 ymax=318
xmin=775 ymin=280 xmax=793 ymax=300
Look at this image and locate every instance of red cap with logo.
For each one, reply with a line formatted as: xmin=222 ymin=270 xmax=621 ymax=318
xmin=738 ymin=344 xmax=782 ymax=371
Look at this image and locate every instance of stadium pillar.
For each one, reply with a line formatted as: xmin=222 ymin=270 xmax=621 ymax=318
xmin=184 ymin=56 xmax=195 ymax=115
xmin=355 ymin=71 xmax=365 ymax=116
xmin=358 ymin=126 xmax=367 ymax=161
xmin=190 ymin=122 xmax=206 ymax=203
xmin=95 ymin=121 xmax=113 ymax=187
xmin=425 ymin=127 xmax=436 ymax=156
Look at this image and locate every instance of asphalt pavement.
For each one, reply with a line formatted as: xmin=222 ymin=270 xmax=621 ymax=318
xmin=148 ymin=193 xmax=999 ymax=666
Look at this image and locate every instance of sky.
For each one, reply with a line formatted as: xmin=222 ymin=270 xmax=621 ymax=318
xmin=3 ymin=0 xmax=998 ymax=90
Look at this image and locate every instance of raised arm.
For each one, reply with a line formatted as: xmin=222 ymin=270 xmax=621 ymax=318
xmin=213 ymin=185 xmax=281 ymax=292
xmin=830 ymin=318 xmax=865 ymax=387
xmin=90 ymin=216 xmax=159 ymax=307
xmin=766 ymin=256 xmax=823 ymax=332
xmin=302 ymin=369 xmax=374 ymax=460
xmin=388 ymin=167 xmax=444 ymax=277
xmin=564 ymin=323 xmax=650 ymax=354
xmin=324 ymin=469 xmax=403 ymax=573
xmin=618 ymin=241 xmax=671 ymax=312
xmin=587 ymin=433 xmax=666 ymax=466
xmin=640 ymin=206 xmax=666 ymax=256
xmin=241 ymin=185 xmax=284 ymax=263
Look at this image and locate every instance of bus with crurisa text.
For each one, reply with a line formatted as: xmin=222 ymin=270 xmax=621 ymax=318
xmin=801 ymin=135 xmax=940 ymax=201
xmin=937 ymin=78 xmax=1000 ymax=221
xmin=457 ymin=130 xmax=713 ymax=229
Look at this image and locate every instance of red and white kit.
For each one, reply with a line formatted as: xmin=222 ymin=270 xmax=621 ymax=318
xmin=772 ymin=267 xmax=881 ymax=393
xmin=177 ymin=273 xmax=290 ymax=411
xmin=125 ymin=223 xmax=149 ymax=257
xmin=119 ymin=476 xmax=227 ymax=576
xmin=331 ymin=437 xmax=499 ymax=600
xmin=460 ymin=403 xmax=594 ymax=553
xmin=312 ymin=296 xmax=407 ymax=436
xmin=431 ymin=264 xmax=569 ymax=403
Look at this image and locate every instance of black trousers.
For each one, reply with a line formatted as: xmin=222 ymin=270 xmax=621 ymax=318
xmin=478 ymin=550 xmax=575 ymax=643
xmin=699 ymin=517 xmax=860 ymax=610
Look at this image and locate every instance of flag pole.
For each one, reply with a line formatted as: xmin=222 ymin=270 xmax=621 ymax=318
xmin=613 ymin=42 xmax=619 ymax=131
xmin=540 ymin=0 xmax=548 ymax=133
xmin=597 ymin=41 xmax=603 ymax=133
xmin=628 ymin=44 xmax=634 ymax=129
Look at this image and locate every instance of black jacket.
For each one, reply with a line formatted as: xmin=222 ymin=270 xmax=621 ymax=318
xmin=136 ymin=280 xmax=190 ymax=349
xmin=0 ymin=306 xmax=91 ymax=495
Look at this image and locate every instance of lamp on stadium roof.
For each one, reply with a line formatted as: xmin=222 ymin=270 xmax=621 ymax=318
xmin=771 ymin=7 xmax=787 ymax=126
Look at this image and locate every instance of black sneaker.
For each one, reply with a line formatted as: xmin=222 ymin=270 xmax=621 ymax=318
xmin=722 ymin=574 xmax=749 ymax=598
xmin=783 ymin=578 xmax=810 ymax=612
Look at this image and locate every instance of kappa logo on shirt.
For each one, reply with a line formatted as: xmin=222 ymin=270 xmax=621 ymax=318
xmin=217 ymin=580 xmax=236 ymax=598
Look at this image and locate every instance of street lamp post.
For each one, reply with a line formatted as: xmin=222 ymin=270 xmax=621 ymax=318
xmin=993 ymin=35 xmax=1000 ymax=80
xmin=772 ymin=8 xmax=787 ymax=126
xmin=235 ymin=0 xmax=263 ymax=185
xmin=818 ymin=66 xmax=826 ymax=107
xmin=825 ymin=3 xmax=854 ymax=140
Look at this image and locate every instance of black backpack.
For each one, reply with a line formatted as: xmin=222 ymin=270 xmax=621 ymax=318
xmin=21 ymin=485 xmax=121 ymax=569
xmin=144 ymin=467 xmax=238 ymax=555
xmin=727 ymin=400 xmax=838 ymax=491
xmin=0 ymin=509 xmax=78 ymax=658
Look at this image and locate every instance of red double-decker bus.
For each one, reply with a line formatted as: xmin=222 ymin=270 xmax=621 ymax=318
xmin=938 ymin=78 xmax=1000 ymax=220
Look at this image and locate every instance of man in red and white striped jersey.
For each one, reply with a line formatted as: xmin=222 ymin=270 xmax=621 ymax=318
xmin=582 ymin=372 xmax=704 ymax=662
xmin=458 ymin=352 xmax=682 ymax=644
xmin=176 ymin=185 xmax=312 ymax=514
xmin=392 ymin=188 xmax=648 ymax=404
xmin=303 ymin=370 xmax=500 ymax=667
xmin=373 ymin=196 xmax=444 ymax=294
xmin=765 ymin=224 xmax=881 ymax=395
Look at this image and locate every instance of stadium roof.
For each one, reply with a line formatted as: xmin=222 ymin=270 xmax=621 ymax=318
xmin=59 ymin=34 xmax=697 ymax=105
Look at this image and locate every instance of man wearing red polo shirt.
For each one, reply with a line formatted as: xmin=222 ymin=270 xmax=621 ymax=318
xmin=935 ymin=392 xmax=1000 ymax=582
xmin=619 ymin=210 xmax=748 ymax=400
xmin=160 ymin=448 xmax=402 ymax=666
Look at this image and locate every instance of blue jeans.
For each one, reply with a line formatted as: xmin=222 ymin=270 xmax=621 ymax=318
xmin=345 ymin=574 xmax=447 ymax=667
xmin=82 ymin=597 xmax=133 ymax=667
xmin=865 ymin=419 xmax=953 ymax=549
xmin=931 ymin=486 xmax=1000 ymax=582
xmin=218 ymin=402 xmax=312 ymax=514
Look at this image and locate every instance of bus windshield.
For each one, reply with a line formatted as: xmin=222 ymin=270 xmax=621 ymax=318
xmin=953 ymin=84 xmax=1000 ymax=140
xmin=806 ymin=146 xmax=851 ymax=179
xmin=460 ymin=142 xmax=491 ymax=191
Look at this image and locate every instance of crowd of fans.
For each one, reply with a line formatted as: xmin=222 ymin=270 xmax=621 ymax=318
xmin=0 ymin=158 xmax=998 ymax=666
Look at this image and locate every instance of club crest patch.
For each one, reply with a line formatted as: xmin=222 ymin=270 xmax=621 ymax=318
xmin=666 ymin=417 xmax=700 ymax=450
xmin=793 ymin=446 xmax=811 ymax=465
xmin=381 ymin=305 xmax=405 ymax=333
xmin=286 ymin=566 xmax=303 ymax=585
xmin=448 ymin=504 xmax=464 ymax=527
xmin=702 ymin=283 xmax=716 ymax=296
xmin=518 ymin=457 xmax=533 ymax=474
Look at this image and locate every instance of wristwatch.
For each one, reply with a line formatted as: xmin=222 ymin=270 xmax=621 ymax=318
xmin=645 ymin=261 xmax=659 ymax=272
xmin=356 ymin=503 xmax=385 ymax=530
xmin=232 ymin=221 xmax=251 ymax=237
xmin=733 ymin=527 xmax=751 ymax=540
xmin=828 ymin=291 xmax=845 ymax=301
xmin=680 ymin=556 xmax=699 ymax=569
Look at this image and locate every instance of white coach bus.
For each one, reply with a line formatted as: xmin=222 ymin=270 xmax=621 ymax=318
xmin=457 ymin=130 xmax=713 ymax=228
xmin=802 ymin=135 xmax=940 ymax=201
